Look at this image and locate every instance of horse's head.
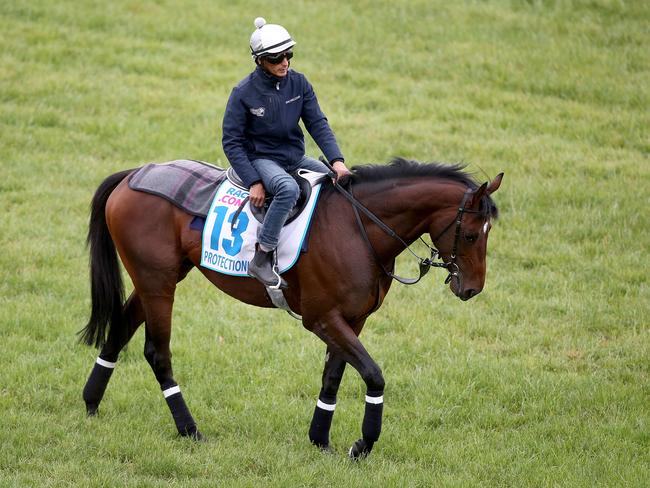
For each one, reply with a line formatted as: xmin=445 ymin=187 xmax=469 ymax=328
xmin=430 ymin=173 xmax=503 ymax=301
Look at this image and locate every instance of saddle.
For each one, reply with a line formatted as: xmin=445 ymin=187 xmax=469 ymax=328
xmin=226 ymin=167 xmax=318 ymax=225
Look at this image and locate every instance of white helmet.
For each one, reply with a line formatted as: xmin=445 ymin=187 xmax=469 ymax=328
xmin=249 ymin=17 xmax=296 ymax=61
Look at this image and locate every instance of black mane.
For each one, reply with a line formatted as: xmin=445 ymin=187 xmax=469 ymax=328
xmin=350 ymin=158 xmax=477 ymax=188
xmin=334 ymin=158 xmax=499 ymax=219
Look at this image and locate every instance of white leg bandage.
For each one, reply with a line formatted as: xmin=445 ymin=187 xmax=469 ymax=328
xmin=162 ymin=385 xmax=181 ymax=398
xmin=316 ymin=399 xmax=337 ymax=411
xmin=365 ymin=394 xmax=384 ymax=404
xmin=96 ymin=357 xmax=116 ymax=369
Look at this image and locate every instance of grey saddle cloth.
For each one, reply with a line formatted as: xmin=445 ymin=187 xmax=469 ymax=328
xmin=128 ymin=160 xmax=227 ymax=217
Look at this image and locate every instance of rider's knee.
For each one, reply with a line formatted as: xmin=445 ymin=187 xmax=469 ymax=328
xmin=272 ymin=176 xmax=300 ymax=201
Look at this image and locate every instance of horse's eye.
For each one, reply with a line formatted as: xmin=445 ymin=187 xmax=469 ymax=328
xmin=464 ymin=233 xmax=478 ymax=243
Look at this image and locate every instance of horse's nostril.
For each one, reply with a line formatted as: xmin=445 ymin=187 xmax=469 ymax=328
xmin=462 ymin=289 xmax=478 ymax=301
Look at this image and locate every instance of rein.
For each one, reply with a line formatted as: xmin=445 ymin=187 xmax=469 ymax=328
xmin=323 ymin=159 xmax=479 ymax=285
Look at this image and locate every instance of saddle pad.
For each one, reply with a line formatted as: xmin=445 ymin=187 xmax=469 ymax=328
xmin=128 ymin=160 xmax=227 ymax=217
xmin=200 ymin=171 xmax=323 ymax=276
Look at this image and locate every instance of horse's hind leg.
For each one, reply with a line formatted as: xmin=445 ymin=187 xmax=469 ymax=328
xmin=83 ymin=292 xmax=145 ymax=415
xmin=140 ymin=292 xmax=202 ymax=440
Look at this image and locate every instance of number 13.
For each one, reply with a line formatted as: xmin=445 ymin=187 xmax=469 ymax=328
xmin=210 ymin=206 xmax=249 ymax=256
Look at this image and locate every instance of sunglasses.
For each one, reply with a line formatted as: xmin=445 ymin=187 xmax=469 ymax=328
xmin=264 ymin=51 xmax=293 ymax=64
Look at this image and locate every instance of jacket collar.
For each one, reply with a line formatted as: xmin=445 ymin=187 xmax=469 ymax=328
xmin=254 ymin=65 xmax=288 ymax=90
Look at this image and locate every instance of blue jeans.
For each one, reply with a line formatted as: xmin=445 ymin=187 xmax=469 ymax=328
xmin=250 ymin=156 xmax=329 ymax=250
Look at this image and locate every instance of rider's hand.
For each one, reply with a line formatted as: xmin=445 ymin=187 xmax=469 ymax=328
xmin=332 ymin=160 xmax=352 ymax=183
xmin=249 ymin=182 xmax=266 ymax=208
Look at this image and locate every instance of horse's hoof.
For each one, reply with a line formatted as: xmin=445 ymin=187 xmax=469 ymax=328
xmin=317 ymin=443 xmax=335 ymax=455
xmin=180 ymin=426 xmax=205 ymax=442
xmin=310 ymin=439 xmax=333 ymax=453
xmin=85 ymin=403 xmax=99 ymax=416
xmin=348 ymin=438 xmax=373 ymax=460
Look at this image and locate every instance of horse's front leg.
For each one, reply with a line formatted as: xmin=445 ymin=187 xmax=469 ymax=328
xmin=308 ymin=347 xmax=346 ymax=450
xmin=307 ymin=314 xmax=383 ymax=459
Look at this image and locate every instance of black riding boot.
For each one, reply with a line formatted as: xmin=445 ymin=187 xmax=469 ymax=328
xmin=248 ymin=244 xmax=287 ymax=289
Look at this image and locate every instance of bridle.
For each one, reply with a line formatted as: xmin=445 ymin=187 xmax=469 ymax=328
xmin=330 ymin=173 xmax=482 ymax=286
xmin=430 ymin=189 xmax=481 ymax=287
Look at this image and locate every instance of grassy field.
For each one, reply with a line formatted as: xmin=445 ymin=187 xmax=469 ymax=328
xmin=1 ymin=0 xmax=649 ymax=486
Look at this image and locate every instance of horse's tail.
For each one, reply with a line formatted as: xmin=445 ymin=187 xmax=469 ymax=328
xmin=78 ymin=169 xmax=134 ymax=348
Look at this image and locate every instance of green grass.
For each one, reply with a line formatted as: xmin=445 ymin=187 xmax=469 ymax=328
xmin=1 ymin=0 xmax=649 ymax=486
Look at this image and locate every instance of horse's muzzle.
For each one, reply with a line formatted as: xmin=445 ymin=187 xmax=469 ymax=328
xmin=458 ymin=288 xmax=480 ymax=301
xmin=448 ymin=271 xmax=481 ymax=301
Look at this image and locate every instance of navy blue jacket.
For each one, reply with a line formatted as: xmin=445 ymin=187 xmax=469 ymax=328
xmin=222 ymin=66 xmax=344 ymax=188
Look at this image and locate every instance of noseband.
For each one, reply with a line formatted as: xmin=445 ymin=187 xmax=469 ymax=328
xmin=331 ymin=174 xmax=481 ymax=286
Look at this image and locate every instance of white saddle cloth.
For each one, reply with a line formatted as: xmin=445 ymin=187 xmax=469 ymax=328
xmin=200 ymin=169 xmax=324 ymax=276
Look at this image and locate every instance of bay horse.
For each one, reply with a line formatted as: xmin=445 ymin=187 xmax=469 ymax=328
xmin=79 ymin=158 xmax=503 ymax=459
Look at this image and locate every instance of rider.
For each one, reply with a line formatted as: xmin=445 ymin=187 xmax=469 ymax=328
xmin=222 ymin=17 xmax=351 ymax=288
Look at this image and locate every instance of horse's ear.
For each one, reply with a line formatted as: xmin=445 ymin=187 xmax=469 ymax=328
xmin=486 ymin=172 xmax=504 ymax=195
xmin=468 ymin=182 xmax=488 ymax=209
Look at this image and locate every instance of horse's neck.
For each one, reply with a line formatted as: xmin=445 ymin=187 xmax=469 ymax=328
xmin=352 ymin=178 xmax=465 ymax=258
